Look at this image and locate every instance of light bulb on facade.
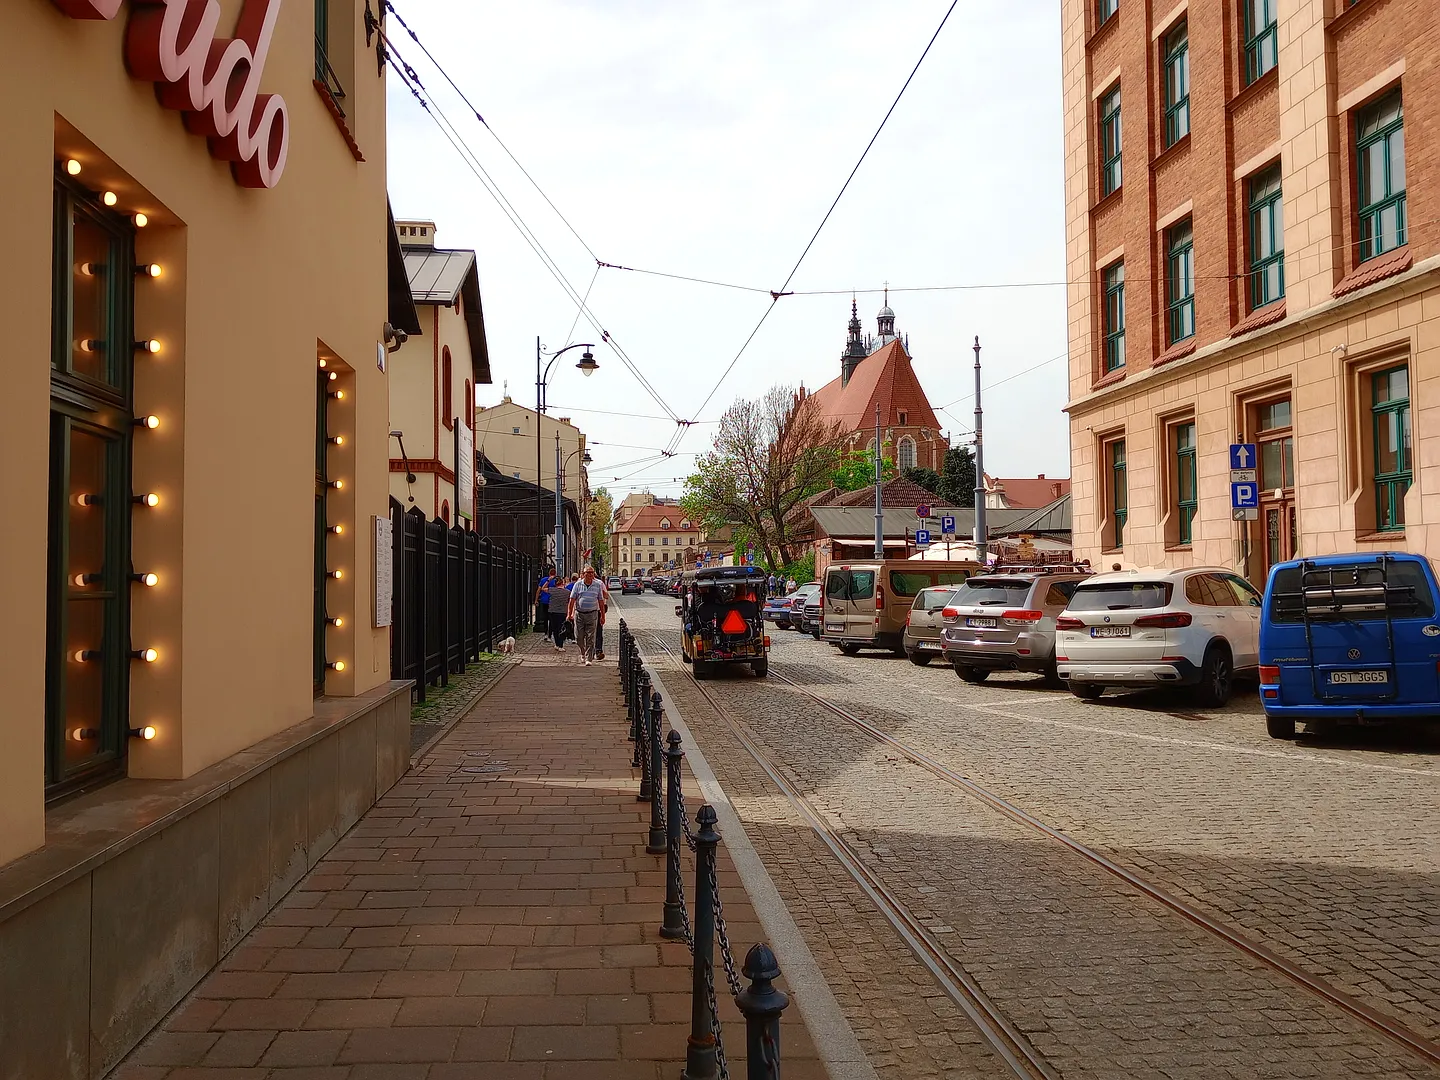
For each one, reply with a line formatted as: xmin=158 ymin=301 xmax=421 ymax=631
xmin=134 ymin=414 xmax=160 ymax=429
xmin=318 ymin=357 xmax=327 ymax=368
xmin=65 ymin=158 xmax=82 ymax=175
xmin=327 ymin=660 xmax=346 ymax=672
xmin=329 ymin=479 xmax=344 ymax=490
xmin=102 ymin=191 xmax=118 ymax=207
xmin=134 ymin=212 xmax=148 ymax=228
xmin=77 ymin=338 xmax=99 ymax=353
xmin=328 ymin=389 xmax=345 ymax=401
xmin=78 ymin=262 xmax=98 ymax=277
xmin=328 ymin=435 xmax=344 ymax=446
xmin=129 ymin=725 xmax=157 ymax=741
xmin=132 ymin=572 xmax=159 ymax=587
xmin=328 ymin=370 xmax=337 ymax=382
xmin=327 ymin=569 xmax=344 ymax=580
xmin=327 ymin=616 xmax=344 ymax=628
xmin=73 ymin=649 xmax=101 ymax=663
xmin=136 ymin=338 xmax=161 ymax=354
xmin=327 ymin=524 xmax=344 ymax=535
xmin=75 ymin=493 xmax=99 ymax=507
xmin=134 ymin=493 xmax=160 ymax=507
xmin=73 ymin=573 xmax=101 ymax=587
xmin=137 ymin=263 xmax=162 ymax=278
xmin=71 ymin=727 xmax=100 ymax=741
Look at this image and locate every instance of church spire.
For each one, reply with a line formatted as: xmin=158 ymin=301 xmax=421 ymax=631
xmin=841 ymin=294 xmax=867 ymax=387
xmin=876 ymin=285 xmax=896 ymax=343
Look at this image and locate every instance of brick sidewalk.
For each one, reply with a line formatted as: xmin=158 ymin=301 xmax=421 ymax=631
xmin=115 ymin=634 xmax=825 ymax=1080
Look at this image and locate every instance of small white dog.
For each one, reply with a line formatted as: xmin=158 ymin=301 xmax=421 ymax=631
xmin=497 ymin=636 xmax=516 ymax=655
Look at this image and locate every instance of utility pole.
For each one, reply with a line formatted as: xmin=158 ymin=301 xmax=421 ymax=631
xmin=554 ymin=433 xmax=564 ymax=577
xmin=972 ymin=336 xmax=987 ymax=565
xmin=536 ymin=336 xmax=545 ymax=572
xmin=873 ymin=404 xmax=884 ymax=559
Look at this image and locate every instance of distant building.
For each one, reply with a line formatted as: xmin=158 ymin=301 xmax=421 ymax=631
xmin=612 ymin=502 xmax=705 ymax=575
xmin=983 ymin=475 xmax=1071 ymax=510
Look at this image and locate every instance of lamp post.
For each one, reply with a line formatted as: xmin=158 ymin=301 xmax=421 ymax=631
xmin=536 ymin=338 xmax=597 ymax=574
xmin=556 ymin=443 xmax=593 ymax=576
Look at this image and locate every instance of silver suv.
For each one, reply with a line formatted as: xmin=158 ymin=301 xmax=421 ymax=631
xmin=940 ymin=571 xmax=1089 ymax=684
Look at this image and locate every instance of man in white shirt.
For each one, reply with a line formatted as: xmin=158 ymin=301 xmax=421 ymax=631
xmin=567 ymin=566 xmax=609 ymax=666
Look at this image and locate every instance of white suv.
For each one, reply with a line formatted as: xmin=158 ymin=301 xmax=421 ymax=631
xmin=1055 ymin=566 xmax=1261 ymax=705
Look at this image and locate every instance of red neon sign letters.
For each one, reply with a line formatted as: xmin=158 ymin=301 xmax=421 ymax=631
xmin=53 ymin=0 xmax=290 ymax=189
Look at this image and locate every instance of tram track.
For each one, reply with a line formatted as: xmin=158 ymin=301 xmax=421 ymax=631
xmin=641 ymin=631 xmax=1440 ymax=1075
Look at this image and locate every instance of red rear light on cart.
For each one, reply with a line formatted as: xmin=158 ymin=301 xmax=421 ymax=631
xmin=1055 ymin=616 xmax=1084 ymax=630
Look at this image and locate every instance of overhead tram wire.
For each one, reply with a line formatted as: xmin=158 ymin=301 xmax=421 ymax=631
xmin=382 ymin=44 xmax=682 ymax=425
xmin=685 ymin=0 xmax=961 ymax=423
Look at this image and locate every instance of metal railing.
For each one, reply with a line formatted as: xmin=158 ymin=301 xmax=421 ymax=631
xmin=390 ymin=498 xmax=535 ymax=702
xmin=618 ymin=620 xmax=790 ymax=1080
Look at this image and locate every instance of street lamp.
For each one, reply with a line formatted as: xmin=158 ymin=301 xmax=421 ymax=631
xmin=536 ymin=339 xmax=597 ymax=575
xmin=555 ymin=443 xmax=594 ymax=576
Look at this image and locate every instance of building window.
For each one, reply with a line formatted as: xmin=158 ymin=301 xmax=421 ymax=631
xmin=46 ymin=174 xmax=137 ymax=797
xmin=1174 ymin=421 xmax=1197 ymax=545
xmin=898 ymin=411 xmax=908 ymax=426
xmin=441 ymin=346 xmax=453 ymax=429
xmin=313 ymin=0 xmax=347 ymax=117
xmin=1108 ymin=439 xmax=1127 ymax=548
xmin=662 ymin=537 xmax=669 ymax=546
xmin=1099 ymin=86 xmax=1122 ymax=197
xmin=464 ymin=378 xmax=472 ymax=428
xmin=897 ymin=437 xmax=917 ymax=471
xmin=1256 ymin=398 xmax=1294 ymax=491
xmin=1371 ymin=366 xmax=1410 ymax=531
xmin=648 ymin=536 xmax=655 ymax=545
xmin=1098 ymin=0 xmax=1117 ymax=25
xmin=1248 ymin=165 xmax=1285 ymax=308
xmin=1244 ymin=0 xmax=1277 ymax=85
xmin=1166 ymin=220 xmax=1195 ymax=344
xmin=1163 ymin=22 xmax=1189 ymax=148
xmin=1102 ymin=261 xmax=1126 ymax=371
xmin=1357 ymin=91 xmax=1406 ymax=262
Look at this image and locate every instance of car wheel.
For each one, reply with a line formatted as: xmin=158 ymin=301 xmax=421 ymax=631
xmin=752 ymin=658 xmax=769 ymax=677
xmin=838 ymin=643 xmax=861 ymax=656
xmin=954 ymin=664 xmax=988 ymax=684
xmin=908 ymin=652 xmax=932 ymax=667
xmin=811 ymin=628 xmax=821 ymax=641
xmin=1042 ymin=658 xmax=1063 ymax=688
xmin=1070 ymin=682 xmax=1103 ymax=700
xmin=1266 ymin=714 xmax=1296 ymax=740
xmin=1194 ymin=644 xmax=1233 ymax=707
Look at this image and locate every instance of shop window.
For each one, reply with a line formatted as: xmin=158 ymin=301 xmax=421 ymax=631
xmin=1173 ymin=421 xmax=1197 ymax=545
xmin=1248 ymin=165 xmax=1285 ymax=309
xmin=1371 ymin=366 xmax=1410 ymax=531
xmin=1102 ymin=261 xmax=1126 ymax=371
xmin=1244 ymin=0 xmax=1277 ymax=86
xmin=1166 ymin=220 xmax=1195 ymax=345
xmin=1357 ymin=90 xmax=1406 ymax=262
xmin=46 ymin=173 xmax=136 ymax=797
xmin=1104 ymin=437 xmax=1127 ymax=549
xmin=1099 ymin=86 xmax=1122 ymax=197
xmin=1163 ymin=22 xmax=1189 ymax=149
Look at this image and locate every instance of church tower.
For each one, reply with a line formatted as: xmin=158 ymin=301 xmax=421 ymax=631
xmin=840 ymin=296 xmax=868 ymax=386
xmin=876 ymin=286 xmax=897 ymax=345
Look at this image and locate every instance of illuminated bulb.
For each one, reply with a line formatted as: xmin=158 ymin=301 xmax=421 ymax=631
xmin=327 ymin=616 xmax=345 ymax=628
xmin=328 ymin=660 xmax=347 ymax=672
xmin=329 ymin=479 xmax=344 ymax=490
xmin=327 ymin=569 xmax=344 ymax=580
xmin=327 ymin=524 xmax=344 ymax=535
xmin=73 ymin=573 xmax=101 ymax=586
xmin=133 ymin=572 xmax=159 ymax=587
xmin=329 ymin=389 xmax=345 ymax=401
xmin=328 ymin=370 xmax=337 ymax=382
xmin=134 ymin=212 xmax=148 ymax=228
xmin=139 ymin=263 xmax=162 ymax=278
xmin=65 ymin=158 xmax=82 ymax=175
xmin=77 ymin=339 xmax=98 ymax=353
xmin=71 ymin=727 xmax=100 ymax=742
xmin=318 ymin=358 xmax=327 ymax=368
xmin=78 ymin=262 xmax=98 ymax=277
xmin=103 ymin=191 xmax=118 ymax=207
xmin=328 ymin=435 xmax=344 ymax=446
xmin=73 ymin=649 xmax=101 ymax=663
xmin=135 ymin=492 xmax=160 ymax=507
xmin=129 ymin=725 xmax=158 ymax=741
xmin=135 ymin=414 xmax=160 ymax=429
xmin=133 ymin=647 xmax=158 ymax=663
xmin=75 ymin=493 xmax=99 ymax=507
xmin=137 ymin=338 xmax=161 ymax=354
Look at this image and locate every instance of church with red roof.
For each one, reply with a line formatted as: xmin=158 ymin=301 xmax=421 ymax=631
xmin=793 ymin=295 xmax=950 ymax=472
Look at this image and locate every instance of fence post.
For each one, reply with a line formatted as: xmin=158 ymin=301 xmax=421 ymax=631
xmin=737 ymin=943 xmax=789 ymax=1080
xmin=637 ymin=671 xmax=653 ymax=800
xmin=661 ymin=730 xmax=687 ymax=940
xmin=646 ymin=691 xmax=667 ymax=854
xmin=683 ymin=805 xmax=721 ymax=1080
xmin=629 ymin=655 xmax=643 ymax=758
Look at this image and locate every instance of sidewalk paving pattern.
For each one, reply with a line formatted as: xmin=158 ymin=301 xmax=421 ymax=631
xmin=115 ymin=633 xmax=825 ymax=1079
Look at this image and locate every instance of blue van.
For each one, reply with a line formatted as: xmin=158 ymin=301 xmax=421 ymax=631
xmin=1259 ymin=552 xmax=1440 ymax=739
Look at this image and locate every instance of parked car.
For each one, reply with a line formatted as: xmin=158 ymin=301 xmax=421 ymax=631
xmin=822 ymin=561 xmax=979 ymax=655
xmin=1055 ymin=567 xmax=1261 ymax=705
xmin=621 ymin=577 xmax=642 ymax=595
xmin=607 ymin=576 xmax=622 ymax=591
xmin=903 ymin=586 xmax=962 ymax=665
xmin=766 ymin=582 xmax=819 ymax=630
xmin=940 ymin=570 xmax=1089 ymax=682
xmin=801 ymin=595 xmax=822 ymax=639
xmin=1260 ymin=552 xmax=1440 ymax=739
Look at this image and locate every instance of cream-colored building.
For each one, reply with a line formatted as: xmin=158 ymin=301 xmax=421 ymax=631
xmin=612 ymin=501 xmax=705 ymax=575
xmin=0 ymin=3 xmax=413 ymax=1075
xmin=391 ymin=219 xmax=489 ymax=524
xmin=474 ymin=396 xmax=592 ymax=556
xmin=1063 ymin=0 xmax=1439 ymax=583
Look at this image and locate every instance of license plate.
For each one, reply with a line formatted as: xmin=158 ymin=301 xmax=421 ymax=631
xmin=1090 ymin=625 xmax=1131 ymax=638
xmin=826 ymin=623 xmax=844 ymax=632
xmin=966 ymin=617 xmax=997 ymax=628
xmin=917 ymin=641 xmax=941 ymax=650
xmin=1329 ymin=669 xmax=1388 ymax=684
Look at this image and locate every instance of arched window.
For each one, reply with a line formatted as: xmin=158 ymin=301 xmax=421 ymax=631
xmin=897 ymin=437 xmax=917 ymax=471
xmin=464 ymin=378 xmax=472 ymax=428
xmin=442 ymin=346 xmax=453 ymax=430
xmin=441 ymin=499 xmax=450 ymax=524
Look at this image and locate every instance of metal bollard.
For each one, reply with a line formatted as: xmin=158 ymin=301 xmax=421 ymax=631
xmin=629 ymin=654 xmax=643 ymax=748
xmin=646 ymin=691 xmax=667 ymax=854
xmin=637 ymin=672 xmax=654 ymax=800
xmin=683 ymin=805 xmax=721 ymax=1080
xmin=660 ymin=730 xmax=687 ymax=939
xmin=736 ymin=943 xmax=789 ymax=1080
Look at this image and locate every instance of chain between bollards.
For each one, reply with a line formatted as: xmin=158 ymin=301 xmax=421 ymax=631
xmin=683 ymin=805 xmax=722 ymax=1080
xmin=646 ymin=690 xmax=667 ymax=854
xmin=661 ymin=730 xmax=688 ymax=940
xmin=630 ymin=653 xmax=644 ymax=764
xmin=637 ymin=670 xmax=654 ymax=802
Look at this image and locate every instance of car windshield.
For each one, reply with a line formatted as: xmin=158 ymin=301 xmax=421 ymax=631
xmin=1067 ymin=581 xmax=1173 ymax=611
xmin=912 ymin=586 xmax=957 ymax=611
xmin=949 ymin=578 xmax=1034 ymax=607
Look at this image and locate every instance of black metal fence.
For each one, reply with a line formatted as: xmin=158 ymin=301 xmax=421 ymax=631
xmin=389 ymin=498 xmax=536 ymax=702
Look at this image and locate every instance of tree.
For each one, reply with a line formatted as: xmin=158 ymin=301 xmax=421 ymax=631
xmin=903 ymin=466 xmax=942 ymax=495
xmin=832 ymin=448 xmax=896 ymax=492
xmin=682 ymin=386 xmax=846 ymax=569
xmin=939 ymin=446 xmax=976 ymax=507
xmin=587 ymin=486 xmax=613 ymax=573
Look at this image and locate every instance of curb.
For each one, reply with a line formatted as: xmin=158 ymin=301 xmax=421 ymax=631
xmin=409 ymin=657 xmax=523 ymax=766
xmin=645 ymin=662 xmax=880 ymax=1080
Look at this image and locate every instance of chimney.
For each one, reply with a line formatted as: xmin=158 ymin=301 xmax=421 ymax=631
xmin=395 ymin=219 xmax=438 ymax=248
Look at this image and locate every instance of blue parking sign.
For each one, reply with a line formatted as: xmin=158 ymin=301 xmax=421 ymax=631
xmin=1229 ymin=443 xmax=1257 ymax=470
xmin=1230 ymin=481 xmax=1259 ymax=509
xmin=916 ymin=529 xmax=932 ymax=546
xmin=941 ymin=515 xmax=956 ymax=535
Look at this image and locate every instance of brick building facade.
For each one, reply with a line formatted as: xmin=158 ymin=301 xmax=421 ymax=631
xmin=1063 ymin=0 xmax=1440 ymax=582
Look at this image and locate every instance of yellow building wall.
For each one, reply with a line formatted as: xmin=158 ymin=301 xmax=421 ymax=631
xmin=475 ymin=399 xmax=585 ymax=492
xmin=0 ymin=0 xmax=390 ymax=863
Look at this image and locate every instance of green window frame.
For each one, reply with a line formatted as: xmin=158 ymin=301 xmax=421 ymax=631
xmin=1099 ymin=86 xmax=1122 ymax=196
xmin=1163 ymin=22 xmax=1190 ymax=148
xmin=1175 ymin=422 xmax=1197 ymax=545
xmin=1244 ymin=0 xmax=1277 ymax=85
xmin=1103 ymin=261 xmax=1125 ymax=372
xmin=1166 ymin=220 xmax=1195 ymax=345
xmin=1110 ymin=440 xmax=1127 ymax=548
xmin=1371 ymin=366 xmax=1410 ymax=531
xmin=1248 ymin=165 xmax=1285 ymax=308
xmin=1357 ymin=91 xmax=1406 ymax=262
xmin=46 ymin=173 xmax=136 ymax=798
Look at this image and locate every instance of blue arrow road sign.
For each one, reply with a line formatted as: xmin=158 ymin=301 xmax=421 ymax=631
xmin=916 ymin=529 xmax=932 ymax=546
xmin=1231 ymin=481 xmax=1259 ymax=509
xmin=941 ymin=515 xmax=956 ymax=535
xmin=1229 ymin=443 xmax=1257 ymax=470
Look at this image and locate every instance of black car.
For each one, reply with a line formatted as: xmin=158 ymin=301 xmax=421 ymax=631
xmin=621 ymin=578 xmax=642 ymax=595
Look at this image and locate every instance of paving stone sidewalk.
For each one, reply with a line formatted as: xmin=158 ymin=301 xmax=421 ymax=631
xmin=115 ymin=632 xmax=825 ymax=1080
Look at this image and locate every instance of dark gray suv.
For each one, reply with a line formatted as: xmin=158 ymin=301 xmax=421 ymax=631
xmin=940 ymin=571 xmax=1089 ymax=684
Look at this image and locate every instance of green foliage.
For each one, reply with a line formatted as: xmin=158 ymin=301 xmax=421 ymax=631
xmin=903 ymin=466 xmax=942 ymax=495
xmin=939 ymin=446 xmax=976 ymax=507
xmin=832 ymin=448 xmax=896 ymax=492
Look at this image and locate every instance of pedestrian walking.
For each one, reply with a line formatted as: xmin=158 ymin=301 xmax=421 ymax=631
xmin=534 ymin=567 xmax=556 ymax=640
xmin=546 ymin=573 xmax=573 ymax=650
xmin=567 ymin=565 xmax=607 ymax=666
xmin=786 ymin=576 xmax=798 ymax=594
xmin=767 ymin=573 xmax=778 ymax=592
xmin=593 ymin=576 xmax=611 ymax=661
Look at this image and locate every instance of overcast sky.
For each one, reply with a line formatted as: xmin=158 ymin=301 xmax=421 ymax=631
xmin=385 ymin=0 xmax=1068 ymax=499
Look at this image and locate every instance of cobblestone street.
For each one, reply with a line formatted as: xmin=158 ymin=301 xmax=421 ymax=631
xmin=617 ymin=591 xmax=1440 ymax=1079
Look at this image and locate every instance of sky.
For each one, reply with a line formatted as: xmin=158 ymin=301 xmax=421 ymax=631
xmin=385 ymin=0 xmax=1069 ymax=499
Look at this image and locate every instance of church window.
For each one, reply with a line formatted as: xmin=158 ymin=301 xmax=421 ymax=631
xmin=898 ymin=411 xmax=908 ymax=426
xmin=897 ymin=437 xmax=917 ymax=471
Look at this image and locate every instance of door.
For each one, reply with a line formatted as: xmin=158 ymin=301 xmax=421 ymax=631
xmin=1253 ymin=397 xmax=1296 ymax=582
xmin=1220 ymin=573 xmax=1263 ymax=667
